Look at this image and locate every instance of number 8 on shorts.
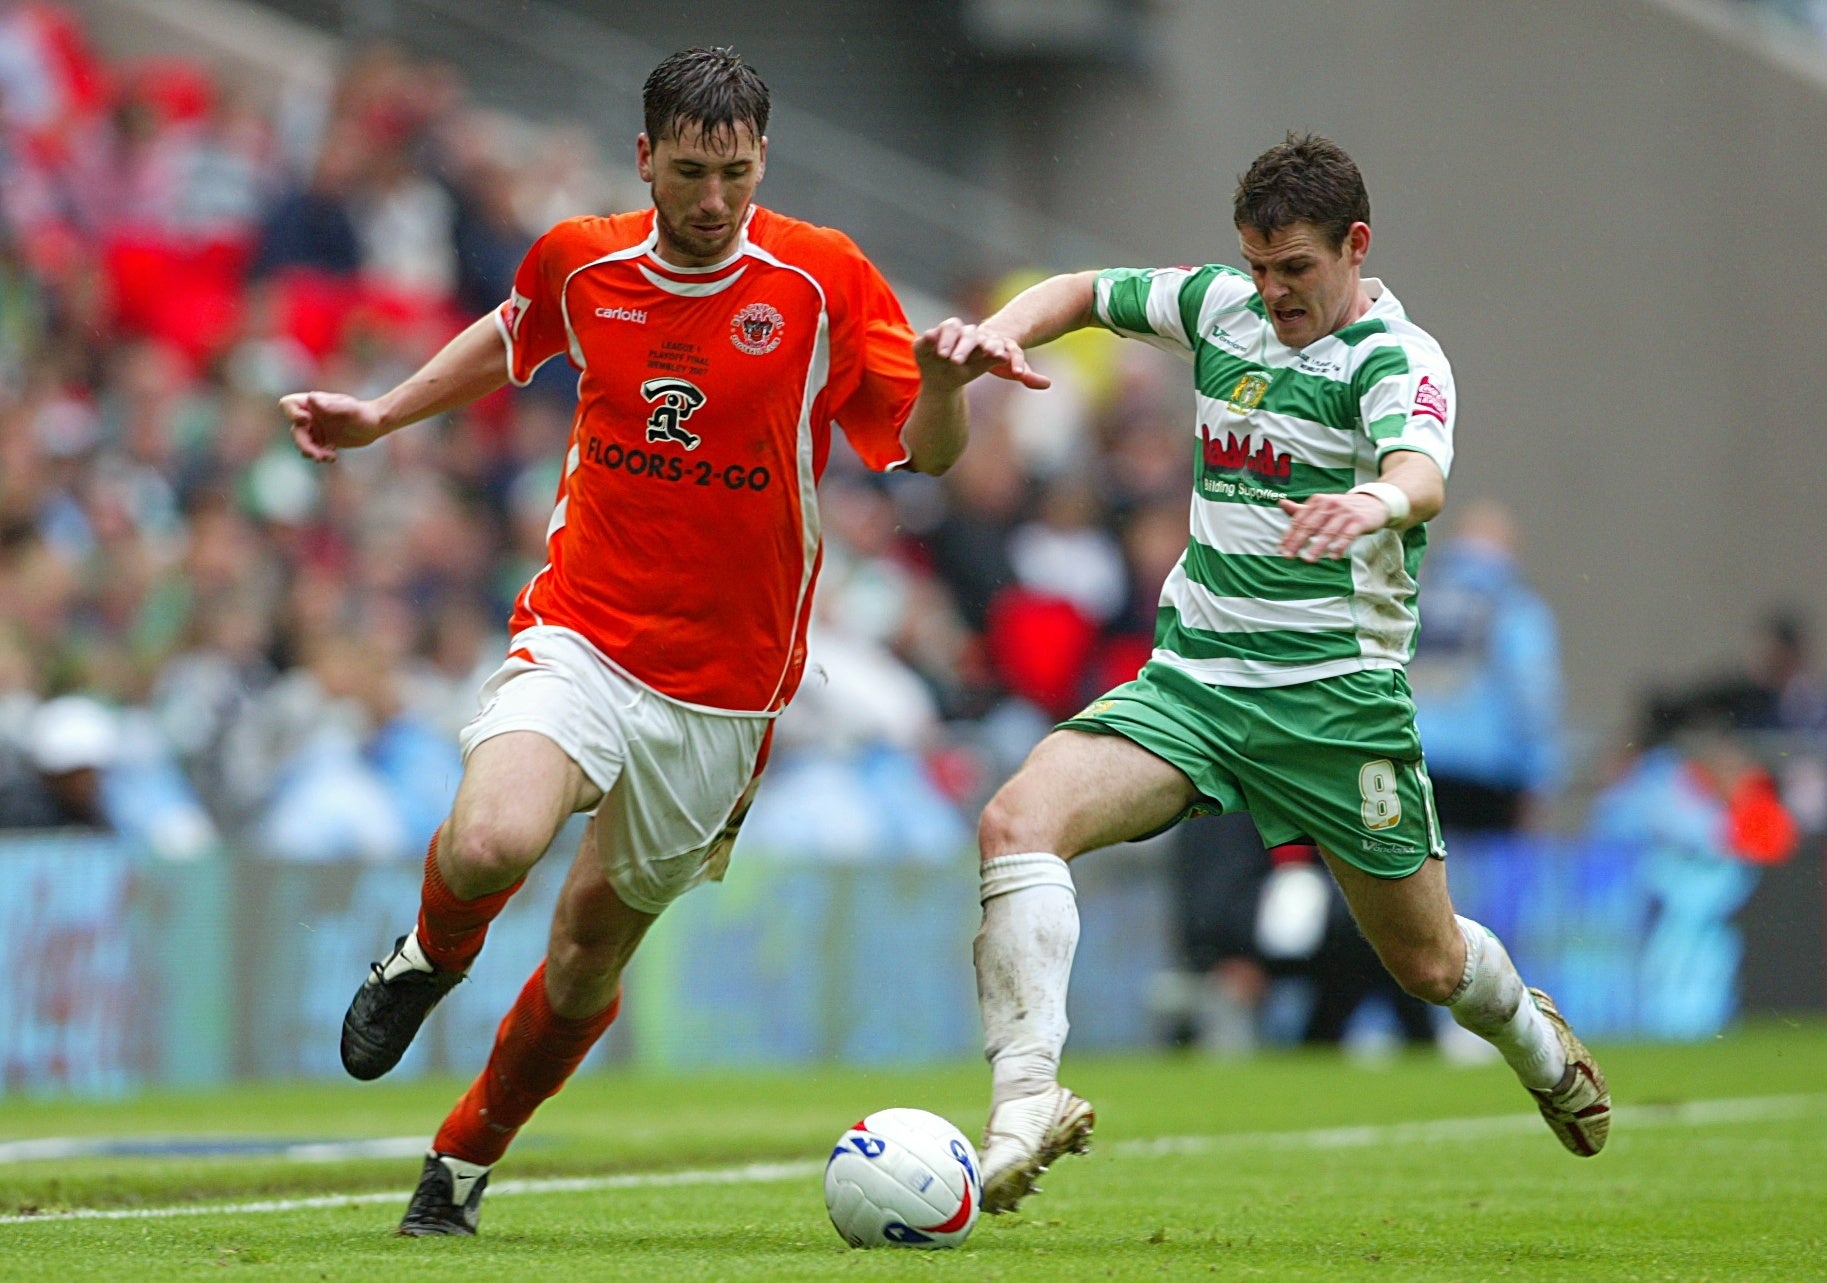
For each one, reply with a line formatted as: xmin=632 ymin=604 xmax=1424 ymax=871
xmin=1358 ymin=758 xmax=1402 ymax=831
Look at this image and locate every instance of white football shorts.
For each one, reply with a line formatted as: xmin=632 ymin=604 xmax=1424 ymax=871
xmin=458 ymin=625 xmax=773 ymax=915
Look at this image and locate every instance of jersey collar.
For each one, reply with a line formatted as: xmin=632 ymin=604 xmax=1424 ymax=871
xmin=639 ymin=206 xmax=759 ymax=279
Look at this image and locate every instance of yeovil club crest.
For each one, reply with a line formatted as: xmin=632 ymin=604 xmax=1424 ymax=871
xmin=730 ymin=302 xmax=785 ymax=355
xmin=1227 ymin=371 xmax=1271 ymax=413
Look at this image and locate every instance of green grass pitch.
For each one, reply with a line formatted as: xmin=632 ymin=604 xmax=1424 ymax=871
xmin=0 ymin=1022 xmax=1822 ymax=1280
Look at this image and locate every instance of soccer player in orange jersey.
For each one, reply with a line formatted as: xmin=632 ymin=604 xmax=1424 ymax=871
xmin=281 ymin=47 xmax=1041 ymax=1236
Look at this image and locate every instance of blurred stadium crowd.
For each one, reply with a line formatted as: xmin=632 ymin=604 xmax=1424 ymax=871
xmin=1 ymin=4 xmax=1823 ymax=896
xmin=0 ymin=6 xmax=1191 ymax=864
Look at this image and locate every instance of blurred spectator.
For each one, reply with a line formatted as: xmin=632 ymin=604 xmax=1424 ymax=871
xmin=1410 ymin=500 xmax=1564 ymax=833
xmin=1007 ymin=474 xmax=1126 ymax=625
xmin=1161 ymin=813 xmax=1271 ymax=1056
xmin=1589 ymin=726 xmax=1798 ymax=1037
xmin=250 ymin=631 xmax=459 ymax=862
xmin=922 ymin=411 xmax=1024 ymax=632
xmin=23 ymin=693 xmax=114 ymax=827
xmin=1647 ymin=608 xmax=1827 ymax=740
xmin=251 ymin=118 xmax=364 ymax=280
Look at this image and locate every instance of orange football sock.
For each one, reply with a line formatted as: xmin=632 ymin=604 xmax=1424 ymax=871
xmin=433 ymin=962 xmax=620 ymax=1167
xmin=415 ymin=830 xmax=524 ymax=973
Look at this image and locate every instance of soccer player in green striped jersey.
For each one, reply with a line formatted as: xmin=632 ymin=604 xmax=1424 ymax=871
xmin=923 ymin=134 xmax=1610 ymax=1215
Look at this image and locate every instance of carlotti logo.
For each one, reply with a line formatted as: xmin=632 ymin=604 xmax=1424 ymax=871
xmin=1413 ymin=375 xmax=1448 ymax=424
xmin=1200 ymin=425 xmax=1291 ymax=481
xmin=730 ymin=302 xmax=785 ymax=355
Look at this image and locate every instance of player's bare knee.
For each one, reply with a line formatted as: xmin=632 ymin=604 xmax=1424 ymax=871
xmin=1385 ymin=948 xmax=1460 ymax=1005
xmin=978 ymin=785 xmax=1059 ymax=862
xmin=444 ymin=810 xmax=544 ymax=889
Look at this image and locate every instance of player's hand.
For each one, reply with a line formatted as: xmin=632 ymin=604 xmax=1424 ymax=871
xmin=915 ymin=318 xmax=1052 ymax=390
xmin=1276 ymin=491 xmax=1391 ymax=562
xmin=280 ymin=391 xmax=387 ymax=463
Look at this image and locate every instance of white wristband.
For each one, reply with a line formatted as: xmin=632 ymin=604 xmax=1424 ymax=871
xmin=1348 ymin=481 xmax=1411 ymax=527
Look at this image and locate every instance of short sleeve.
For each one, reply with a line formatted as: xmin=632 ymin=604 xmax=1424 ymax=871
xmin=1352 ymin=337 xmax=1456 ymax=478
xmin=1092 ymin=265 xmax=1251 ymax=358
xmin=494 ymin=226 xmax=577 ymax=387
xmin=829 ymin=253 xmax=920 ymax=473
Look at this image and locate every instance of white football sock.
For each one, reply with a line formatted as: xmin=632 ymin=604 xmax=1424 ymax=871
xmin=1445 ymin=915 xmax=1565 ymax=1091
xmin=976 ymin=852 xmax=1078 ymax=1110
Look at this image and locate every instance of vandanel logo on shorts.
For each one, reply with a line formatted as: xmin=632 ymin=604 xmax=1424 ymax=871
xmin=730 ymin=302 xmax=785 ymax=355
xmin=641 ymin=377 xmax=706 ymax=450
xmin=1226 ymin=371 xmax=1271 ymax=413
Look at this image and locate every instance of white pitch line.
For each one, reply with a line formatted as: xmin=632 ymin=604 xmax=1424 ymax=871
xmin=0 ymin=1136 xmax=432 ymax=1165
xmin=2 ymin=1093 xmax=1821 ymax=1228
xmin=1111 ymin=1092 xmax=1827 ymax=1157
xmin=0 ymin=1161 xmax=825 ymax=1226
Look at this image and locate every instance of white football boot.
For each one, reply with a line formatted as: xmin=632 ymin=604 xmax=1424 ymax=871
xmin=1525 ymin=988 xmax=1611 ymax=1157
xmin=979 ymin=1084 xmax=1095 ymax=1214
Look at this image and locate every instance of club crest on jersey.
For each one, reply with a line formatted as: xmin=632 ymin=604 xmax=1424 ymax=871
xmin=1227 ymin=371 xmax=1271 ymax=413
xmin=1413 ymin=375 xmax=1448 ymax=424
xmin=641 ymin=377 xmax=706 ymax=450
xmin=730 ymin=302 xmax=785 ymax=355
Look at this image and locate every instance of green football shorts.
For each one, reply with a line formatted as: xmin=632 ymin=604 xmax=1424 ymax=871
xmin=1057 ymin=660 xmax=1445 ymax=879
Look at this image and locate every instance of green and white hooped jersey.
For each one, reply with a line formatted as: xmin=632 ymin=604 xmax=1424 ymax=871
xmin=1094 ymin=265 xmax=1455 ymax=689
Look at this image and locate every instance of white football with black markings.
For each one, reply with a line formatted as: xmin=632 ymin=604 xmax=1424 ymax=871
xmin=823 ymin=1107 xmax=981 ymax=1249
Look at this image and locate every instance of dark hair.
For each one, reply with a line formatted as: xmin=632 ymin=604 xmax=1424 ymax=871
xmin=1233 ymin=132 xmax=1369 ymax=249
xmin=642 ymin=47 xmax=769 ymax=148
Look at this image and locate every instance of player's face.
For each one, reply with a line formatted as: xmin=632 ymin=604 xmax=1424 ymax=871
xmin=1238 ymin=220 xmax=1371 ymax=350
xmin=638 ymin=122 xmax=767 ymax=267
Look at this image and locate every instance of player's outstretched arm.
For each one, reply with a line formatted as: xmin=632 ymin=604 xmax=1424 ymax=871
xmin=281 ymin=314 xmax=511 ymax=463
xmin=1276 ymin=449 xmax=1446 ymax=562
xmin=978 ymin=269 xmax=1100 ymax=353
xmin=899 ymin=271 xmax=1099 ymax=475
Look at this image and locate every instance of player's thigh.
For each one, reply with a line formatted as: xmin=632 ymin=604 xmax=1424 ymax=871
xmin=1316 ymin=847 xmax=1464 ymax=1001
xmin=447 ymin=730 xmax=602 ymax=877
xmin=981 ymin=728 xmax=1198 ymax=861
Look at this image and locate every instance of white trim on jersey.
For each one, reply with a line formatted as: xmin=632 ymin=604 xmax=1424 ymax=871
xmin=636 ymin=262 xmax=749 ymax=296
xmin=742 ymin=234 xmax=833 ymax=714
xmin=491 ymin=307 xmax=522 ymax=386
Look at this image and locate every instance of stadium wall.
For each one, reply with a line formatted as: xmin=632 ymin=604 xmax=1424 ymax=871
xmin=1 ymin=832 xmax=1812 ymax=1092
xmin=1025 ymin=0 xmax=1827 ymax=738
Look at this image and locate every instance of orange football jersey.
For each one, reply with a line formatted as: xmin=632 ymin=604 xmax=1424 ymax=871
xmin=495 ymin=206 xmax=921 ymax=713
